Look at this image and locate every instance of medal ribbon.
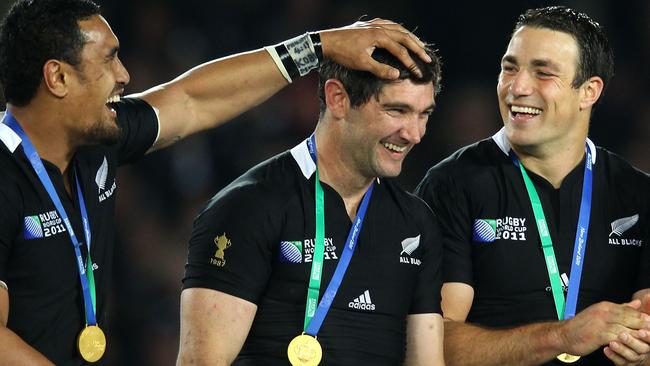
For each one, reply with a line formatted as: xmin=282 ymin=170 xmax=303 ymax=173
xmin=303 ymin=134 xmax=374 ymax=336
xmin=3 ymin=112 xmax=97 ymax=325
xmin=510 ymin=147 xmax=593 ymax=320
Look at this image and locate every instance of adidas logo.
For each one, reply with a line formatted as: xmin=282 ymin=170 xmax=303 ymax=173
xmin=348 ymin=290 xmax=375 ymax=311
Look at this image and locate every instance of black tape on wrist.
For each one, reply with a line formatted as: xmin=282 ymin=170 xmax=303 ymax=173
xmin=274 ymin=44 xmax=301 ymax=80
xmin=309 ymin=32 xmax=323 ymax=64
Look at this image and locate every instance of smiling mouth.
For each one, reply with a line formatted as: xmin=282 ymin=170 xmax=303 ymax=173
xmin=510 ymin=105 xmax=542 ymax=117
xmin=382 ymin=142 xmax=407 ymax=153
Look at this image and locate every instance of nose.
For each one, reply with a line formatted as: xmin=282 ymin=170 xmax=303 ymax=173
xmin=114 ymin=57 xmax=130 ymax=86
xmin=509 ymin=70 xmax=533 ymax=97
xmin=399 ymin=116 xmax=425 ymax=145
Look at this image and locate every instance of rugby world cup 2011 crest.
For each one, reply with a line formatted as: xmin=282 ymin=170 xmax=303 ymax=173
xmin=473 ymin=216 xmax=528 ymax=243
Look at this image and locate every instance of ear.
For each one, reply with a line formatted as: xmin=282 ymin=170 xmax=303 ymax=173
xmin=323 ymin=79 xmax=349 ymax=119
xmin=42 ymin=60 xmax=69 ymax=98
xmin=579 ymin=76 xmax=604 ymax=110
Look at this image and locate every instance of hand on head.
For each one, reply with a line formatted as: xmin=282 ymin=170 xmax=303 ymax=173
xmin=320 ymin=18 xmax=432 ymax=80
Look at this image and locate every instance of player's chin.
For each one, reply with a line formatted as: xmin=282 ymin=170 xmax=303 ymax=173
xmin=88 ymin=121 xmax=122 ymax=145
xmin=375 ymin=162 xmax=404 ymax=178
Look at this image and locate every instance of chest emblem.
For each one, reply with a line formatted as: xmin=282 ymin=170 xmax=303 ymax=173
xmin=95 ymin=156 xmax=116 ymax=202
xmin=95 ymin=157 xmax=108 ymax=192
xmin=609 ymin=214 xmax=638 ymax=237
xmin=278 ymin=238 xmax=338 ymax=264
xmin=23 ymin=210 xmax=67 ymax=240
xmin=473 ymin=216 xmax=528 ymax=243
xmin=399 ymin=235 xmax=421 ymax=266
xmin=608 ymin=214 xmax=643 ymax=247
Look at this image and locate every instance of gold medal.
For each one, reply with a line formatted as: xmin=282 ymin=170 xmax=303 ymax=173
xmin=556 ymin=353 xmax=581 ymax=363
xmin=287 ymin=333 xmax=322 ymax=366
xmin=77 ymin=325 xmax=106 ymax=363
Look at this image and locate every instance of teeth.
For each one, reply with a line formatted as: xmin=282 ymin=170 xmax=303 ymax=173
xmin=106 ymin=95 xmax=121 ymax=104
xmin=511 ymin=105 xmax=542 ymax=115
xmin=383 ymin=142 xmax=407 ymax=152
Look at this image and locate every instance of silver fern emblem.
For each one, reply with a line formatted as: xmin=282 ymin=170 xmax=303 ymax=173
xmin=95 ymin=157 xmax=108 ymax=192
xmin=609 ymin=214 xmax=639 ymax=237
xmin=400 ymin=235 xmax=420 ymax=255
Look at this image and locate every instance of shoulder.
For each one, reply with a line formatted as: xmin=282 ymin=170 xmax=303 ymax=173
xmin=596 ymin=147 xmax=649 ymax=182
xmin=381 ymin=179 xmax=440 ymax=232
xmin=197 ymin=150 xmax=304 ymax=220
xmin=595 ymin=147 xmax=649 ymax=197
xmin=418 ymin=137 xmax=504 ymax=192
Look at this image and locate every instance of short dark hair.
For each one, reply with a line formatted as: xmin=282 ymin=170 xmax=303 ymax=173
xmin=318 ymin=46 xmax=442 ymax=114
xmin=0 ymin=0 xmax=101 ymax=106
xmin=515 ymin=6 xmax=614 ymax=95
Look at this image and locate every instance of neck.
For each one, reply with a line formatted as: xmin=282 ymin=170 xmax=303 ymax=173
xmin=511 ymin=139 xmax=586 ymax=189
xmin=313 ymin=124 xmax=374 ymax=219
xmin=8 ymin=103 xmax=76 ymax=176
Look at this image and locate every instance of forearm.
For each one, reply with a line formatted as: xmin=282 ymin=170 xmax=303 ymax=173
xmin=404 ymin=314 xmax=445 ymax=366
xmin=0 ymin=326 xmax=54 ymax=365
xmin=444 ymin=320 xmax=564 ymax=366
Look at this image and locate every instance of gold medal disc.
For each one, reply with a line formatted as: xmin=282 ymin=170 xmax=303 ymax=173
xmin=77 ymin=325 xmax=106 ymax=363
xmin=556 ymin=353 xmax=581 ymax=363
xmin=287 ymin=334 xmax=322 ymax=366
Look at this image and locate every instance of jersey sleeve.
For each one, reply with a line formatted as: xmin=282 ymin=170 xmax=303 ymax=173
xmin=114 ymin=98 xmax=160 ymax=165
xmin=415 ymin=165 xmax=474 ymax=287
xmin=409 ymin=201 xmax=443 ymax=315
xmin=182 ymin=182 xmax=279 ymax=304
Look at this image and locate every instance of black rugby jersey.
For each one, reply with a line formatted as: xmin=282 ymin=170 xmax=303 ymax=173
xmin=0 ymin=98 xmax=158 ymax=365
xmin=183 ymin=138 xmax=443 ymax=366
xmin=416 ymin=128 xmax=649 ymax=366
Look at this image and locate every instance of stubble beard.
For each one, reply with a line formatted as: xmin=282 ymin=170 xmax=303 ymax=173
xmin=85 ymin=118 xmax=122 ymax=145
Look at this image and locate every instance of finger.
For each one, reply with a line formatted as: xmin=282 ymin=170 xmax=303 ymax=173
xmin=373 ymin=37 xmax=422 ymax=78
xmin=384 ymin=28 xmax=430 ymax=61
xmin=604 ymin=346 xmax=629 ymax=366
xmin=377 ymin=25 xmax=426 ymax=49
xmin=363 ymin=57 xmax=401 ymax=80
xmin=618 ymin=332 xmax=650 ymax=355
xmin=609 ymin=340 xmax=645 ymax=364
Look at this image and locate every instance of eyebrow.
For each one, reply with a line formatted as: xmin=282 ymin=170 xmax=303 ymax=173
xmin=381 ymin=101 xmax=436 ymax=113
xmin=502 ymin=55 xmax=561 ymax=72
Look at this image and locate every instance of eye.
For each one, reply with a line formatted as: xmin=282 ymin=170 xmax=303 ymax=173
xmin=501 ymin=64 xmax=516 ymax=73
xmin=386 ymin=108 xmax=406 ymax=116
xmin=536 ymin=71 xmax=554 ymax=78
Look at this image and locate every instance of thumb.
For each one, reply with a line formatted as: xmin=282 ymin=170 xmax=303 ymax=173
xmin=623 ymin=299 xmax=642 ymax=310
xmin=641 ymin=294 xmax=650 ymax=314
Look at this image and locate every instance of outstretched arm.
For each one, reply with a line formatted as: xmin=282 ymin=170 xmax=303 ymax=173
xmin=176 ymin=288 xmax=257 ymax=366
xmin=135 ymin=18 xmax=430 ymax=152
xmin=442 ymin=283 xmax=650 ymax=366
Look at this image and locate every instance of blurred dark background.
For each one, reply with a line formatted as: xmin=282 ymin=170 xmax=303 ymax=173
xmin=1 ymin=0 xmax=648 ymax=364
